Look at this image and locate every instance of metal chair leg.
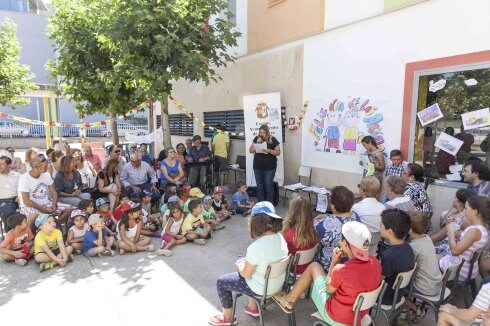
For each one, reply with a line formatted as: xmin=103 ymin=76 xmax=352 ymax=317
xmin=230 ymin=292 xmax=241 ymax=326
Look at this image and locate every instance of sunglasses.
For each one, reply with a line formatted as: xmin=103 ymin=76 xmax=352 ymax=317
xmin=114 ymin=150 xmax=121 ymax=153
xmin=7 ymin=149 xmax=14 ymax=153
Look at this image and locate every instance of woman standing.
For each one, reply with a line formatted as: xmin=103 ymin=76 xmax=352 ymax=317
xmin=360 ymin=136 xmax=385 ymax=179
xmin=91 ymin=158 xmax=121 ymax=211
xmin=159 ymin=147 xmax=185 ymax=188
xmin=48 ymin=150 xmax=64 ymax=179
xmin=4 ymin=147 xmax=21 ymax=172
xmin=403 ymin=163 xmax=433 ymax=218
xmin=248 ymin=125 xmax=281 ymax=203
xmin=54 ymin=156 xmax=91 ymax=207
xmin=422 ymin=127 xmax=436 ymax=167
xmin=175 ymin=143 xmax=188 ymax=175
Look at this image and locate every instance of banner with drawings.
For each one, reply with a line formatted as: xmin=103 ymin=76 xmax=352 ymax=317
xmin=306 ymin=97 xmax=388 ymax=156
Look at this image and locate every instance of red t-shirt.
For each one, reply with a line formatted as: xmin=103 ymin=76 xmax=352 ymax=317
xmin=113 ymin=206 xmax=123 ymax=221
xmin=283 ymin=227 xmax=316 ymax=274
xmin=326 ymin=257 xmax=382 ymax=325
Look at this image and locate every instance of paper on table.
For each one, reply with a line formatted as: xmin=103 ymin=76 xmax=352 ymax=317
xmin=449 ymin=164 xmax=463 ymax=174
xmin=253 ymin=142 xmax=267 ymax=153
xmin=446 ymin=173 xmax=462 ymax=181
xmin=284 ymin=183 xmax=307 ymax=190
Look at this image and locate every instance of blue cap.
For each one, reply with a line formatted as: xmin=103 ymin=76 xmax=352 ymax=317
xmin=35 ymin=214 xmax=51 ymax=227
xmin=251 ymin=201 xmax=282 ymax=220
xmin=96 ymin=197 xmax=109 ymax=207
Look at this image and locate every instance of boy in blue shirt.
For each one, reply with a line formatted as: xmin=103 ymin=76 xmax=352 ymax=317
xmin=231 ymin=181 xmax=254 ymax=216
xmin=82 ymin=214 xmax=115 ymax=257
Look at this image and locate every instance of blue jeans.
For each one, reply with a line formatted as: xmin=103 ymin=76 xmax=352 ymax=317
xmin=130 ymin=181 xmax=162 ymax=205
xmin=254 ymin=168 xmax=276 ymax=203
xmin=0 ymin=202 xmax=18 ymax=232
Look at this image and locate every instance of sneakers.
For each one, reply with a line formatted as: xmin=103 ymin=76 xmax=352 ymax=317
xmin=244 ymin=305 xmax=260 ymax=318
xmin=99 ymin=249 xmax=115 ymax=257
xmin=194 ymin=238 xmax=206 ymax=245
xmin=209 ymin=314 xmax=237 ymax=326
xmin=160 ymin=240 xmax=167 ymax=249
xmin=157 ymin=249 xmax=173 ymax=256
xmin=119 ymin=249 xmax=125 ymax=255
xmin=67 ymin=254 xmax=74 ymax=262
xmin=40 ymin=262 xmax=54 ymax=272
xmin=14 ymin=258 xmax=27 ymax=266
xmin=215 ymin=224 xmax=225 ymax=230
xmin=146 ymin=244 xmax=155 ymax=252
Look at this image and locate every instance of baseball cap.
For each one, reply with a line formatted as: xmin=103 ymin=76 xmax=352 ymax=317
xmin=251 ymin=201 xmax=282 ymax=220
xmin=138 ymin=190 xmax=152 ymax=199
xmin=213 ymin=186 xmax=224 ymax=194
xmin=96 ymin=197 xmax=109 ymax=207
xmin=167 ymin=195 xmax=180 ymax=203
xmin=88 ymin=213 xmax=103 ymax=225
xmin=35 ymin=214 xmax=52 ymax=228
xmin=189 ymin=187 xmax=204 ymax=198
xmin=70 ymin=209 xmax=86 ymax=219
xmin=202 ymin=195 xmax=213 ymax=203
xmin=121 ymin=201 xmax=141 ymax=212
xmin=341 ymin=221 xmax=371 ymax=261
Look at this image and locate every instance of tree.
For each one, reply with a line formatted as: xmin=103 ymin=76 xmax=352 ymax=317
xmin=0 ymin=18 xmax=36 ymax=107
xmin=48 ymin=0 xmax=240 ymax=148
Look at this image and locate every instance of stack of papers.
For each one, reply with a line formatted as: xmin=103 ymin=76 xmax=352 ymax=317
xmin=228 ymin=164 xmax=240 ymax=169
xmin=284 ymin=183 xmax=308 ymax=191
xmin=302 ymin=186 xmax=331 ymax=195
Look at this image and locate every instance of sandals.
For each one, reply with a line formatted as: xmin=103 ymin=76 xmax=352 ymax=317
xmin=272 ymin=292 xmax=293 ymax=313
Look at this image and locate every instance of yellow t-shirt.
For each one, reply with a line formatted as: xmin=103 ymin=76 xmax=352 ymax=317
xmin=181 ymin=213 xmax=205 ymax=235
xmin=34 ymin=229 xmax=62 ymax=255
xmin=212 ymin=133 xmax=230 ymax=159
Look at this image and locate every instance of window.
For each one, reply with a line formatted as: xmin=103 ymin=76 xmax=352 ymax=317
xmin=0 ymin=0 xmax=28 ymax=12
xmin=156 ymin=114 xmax=194 ymax=136
xmin=203 ymin=110 xmax=245 ymax=139
xmin=412 ymin=63 xmax=490 ymax=179
xmin=227 ymin=0 xmax=236 ymax=25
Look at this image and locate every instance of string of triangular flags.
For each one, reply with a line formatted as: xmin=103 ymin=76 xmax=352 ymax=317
xmin=0 ymin=112 xmax=114 ymax=128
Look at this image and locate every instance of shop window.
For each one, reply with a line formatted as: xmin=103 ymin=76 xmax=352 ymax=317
xmin=203 ymin=110 xmax=245 ymax=139
xmin=412 ymin=64 xmax=490 ymax=179
xmin=158 ymin=114 xmax=194 ymax=136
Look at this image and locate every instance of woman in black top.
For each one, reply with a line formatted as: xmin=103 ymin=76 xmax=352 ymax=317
xmin=248 ymin=124 xmax=281 ymax=203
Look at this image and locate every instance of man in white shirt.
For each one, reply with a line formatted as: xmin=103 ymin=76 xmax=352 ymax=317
xmin=352 ymin=176 xmax=386 ymax=255
xmin=0 ymin=156 xmax=20 ymax=232
xmin=120 ymin=153 xmax=160 ymax=205
xmin=18 ymin=155 xmax=72 ymax=229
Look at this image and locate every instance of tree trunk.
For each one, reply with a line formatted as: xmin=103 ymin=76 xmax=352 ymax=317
xmin=110 ymin=113 xmax=119 ymax=145
xmin=160 ymin=95 xmax=172 ymax=149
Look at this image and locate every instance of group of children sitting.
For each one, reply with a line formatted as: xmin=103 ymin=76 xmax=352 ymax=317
xmin=0 ymin=180 xmax=254 ymax=271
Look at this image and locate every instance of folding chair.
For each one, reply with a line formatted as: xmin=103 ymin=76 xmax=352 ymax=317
xmin=376 ymin=264 xmax=419 ymax=325
xmin=230 ymin=255 xmax=295 ymax=326
xmin=456 ymin=250 xmax=483 ymax=308
xmin=283 ymin=166 xmax=311 ymax=206
xmin=288 ymin=244 xmax=319 ymax=298
xmin=312 ymin=281 xmax=387 ymax=326
xmin=410 ymin=257 xmax=463 ymax=323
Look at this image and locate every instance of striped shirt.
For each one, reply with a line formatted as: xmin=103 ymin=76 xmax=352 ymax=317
xmin=460 ymin=225 xmax=488 ymax=280
xmin=473 ymin=283 xmax=490 ymax=312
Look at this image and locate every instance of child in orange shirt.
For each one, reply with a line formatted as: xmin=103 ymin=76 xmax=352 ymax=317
xmin=96 ymin=197 xmax=117 ymax=237
xmin=0 ymin=213 xmax=34 ymax=266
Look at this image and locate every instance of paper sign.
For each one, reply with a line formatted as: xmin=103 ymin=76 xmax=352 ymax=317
xmin=417 ymin=103 xmax=444 ymax=126
xmin=316 ymin=194 xmax=328 ymax=213
xmin=435 ymin=132 xmax=464 ymax=156
xmin=464 ymin=79 xmax=478 ymax=86
xmin=253 ymin=141 xmax=267 ymax=153
xmin=461 ymin=108 xmax=490 ymax=131
xmin=288 ymin=116 xmax=298 ymax=128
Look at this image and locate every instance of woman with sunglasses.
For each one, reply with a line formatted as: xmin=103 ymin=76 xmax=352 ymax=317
xmin=3 ymin=147 xmax=21 ymax=172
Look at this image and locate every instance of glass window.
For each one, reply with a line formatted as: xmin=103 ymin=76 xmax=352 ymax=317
xmin=413 ymin=64 xmax=490 ymax=179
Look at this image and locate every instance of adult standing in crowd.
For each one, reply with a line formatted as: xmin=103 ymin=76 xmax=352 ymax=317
xmin=435 ymin=127 xmax=456 ymax=176
xmin=185 ymin=138 xmax=193 ymax=155
xmin=120 ymin=153 xmax=160 ymax=204
xmin=462 ymin=160 xmax=490 ymax=197
xmin=422 ymin=126 xmax=436 ymax=167
xmin=91 ymin=158 xmax=122 ymax=211
xmin=0 ymin=156 xmax=20 ymax=232
xmin=212 ymin=124 xmax=230 ymax=187
xmin=481 ymin=133 xmax=490 ymax=168
xmin=175 ymin=143 xmax=188 ymax=175
xmin=249 ymin=124 xmax=281 ymax=203
xmin=403 ymin=163 xmax=433 ymax=217
xmin=384 ymin=176 xmax=418 ymax=213
xmin=187 ymin=135 xmax=212 ymax=189
xmin=103 ymin=144 xmax=126 ymax=172
xmin=83 ymin=145 xmax=102 ymax=172
xmin=3 ymin=147 xmax=21 ymax=172
xmin=54 ymin=156 xmax=91 ymax=207
xmin=19 ymin=147 xmax=39 ymax=174
xmin=18 ymin=155 xmax=72 ymax=228
xmin=159 ymin=147 xmax=185 ymax=188
xmin=360 ymin=135 xmax=385 ymax=179
xmin=455 ymin=125 xmax=475 ymax=164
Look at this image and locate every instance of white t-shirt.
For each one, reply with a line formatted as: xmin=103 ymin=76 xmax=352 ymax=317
xmin=18 ymin=172 xmax=53 ymax=207
xmin=473 ymin=283 xmax=490 ymax=311
xmin=352 ymin=197 xmax=385 ymax=233
xmin=409 ymin=235 xmax=442 ymax=297
xmin=245 ymin=233 xmax=288 ymax=295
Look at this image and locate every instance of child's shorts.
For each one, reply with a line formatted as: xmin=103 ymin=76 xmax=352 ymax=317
xmin=235 ymin=207 xmax=247 ymax=215
xmin=311 ymin=275 xmax=344 ymax=325
xmin=162 ymin=234 xmax=176 ymax=243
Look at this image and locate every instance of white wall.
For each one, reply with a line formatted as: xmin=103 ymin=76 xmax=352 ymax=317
xmin=303 ymin=0 xmax=490 ymax=177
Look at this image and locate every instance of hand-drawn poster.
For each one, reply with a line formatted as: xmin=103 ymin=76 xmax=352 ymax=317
xmin=417 ymin=103 xmax=444 ymax=126
xmin=461 ymin=108 xmax=490 ymax=131
xmin=435 ymin=132 xmax=464 ymax=156
xmin=306 ymin=97 xmax=387 ymax=155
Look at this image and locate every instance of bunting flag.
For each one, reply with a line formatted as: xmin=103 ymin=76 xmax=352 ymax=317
xmin=0 ymin=112 xmax=113 ymax=128
xmin=288 ymin=100 xmax=309 ymax=131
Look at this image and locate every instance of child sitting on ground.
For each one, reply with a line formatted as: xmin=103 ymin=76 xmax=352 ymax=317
xmin=96 ymin=197 xmax=117 ymax=237
xmin=160 ymin=195 xmax=182 ymax=226
xmin=408 ymin=211 xmax=442 ymax=316
xmin=180 ymin=183 xmax=191 ymax=203
xmin=158 ymin=205 xmax=187 ymax=257
xmin=117 ymin=202 xmax=154 ymax=254
xmin=34 ymin=214 xmax=74 ymax=272
xmin=0 ymin=213 xmax=34 ymax=266
xmin=82 ymin=213 xmax=115 ymax=257
xmin=183 ymin=187 xmax=205 ymax=214
xmin=202 ymin=195 xmax=225 ymax=231
xmin=113 ymin=190 xmax=130 ymax=222
xmin=66 ymin=209 xmax=89 ymax=254
xmin=231 ymin=181 xmax=254 ymax=216
xmin=212 ymin=186 xmax=231 ymax=222
xmin=272 ymin=221 xmax=381 ymax=325
xmin=379 ymin=208 xmax=415 ymax=305
xmin=138 ymin=191 xmax=161 ymax=235
xmin=282 ymin=195 xmax=318 ymax=274
xmin=181 ymin=199 xmax=211 ymax=245
xmin=78 ymin=199 xmax=95 ymax=216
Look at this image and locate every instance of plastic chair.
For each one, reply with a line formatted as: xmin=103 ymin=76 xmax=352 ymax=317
xmin=312 ymin=281 xmax=387 ymax=326
xmin=283 ymin=166 xmax=311 ymax=206
xmin=288 ymin=244 xmax=319 ymax=298
xmin=230 ymin=255 xmax=295 ymax=326
xmin=377 ymin=264 xmax=419 ymax=325
xmin=410 ymin=257 xmax=463 ymax=323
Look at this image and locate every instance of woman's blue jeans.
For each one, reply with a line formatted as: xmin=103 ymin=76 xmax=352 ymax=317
xmin=254 ymin=168 xmax=276 ymax=203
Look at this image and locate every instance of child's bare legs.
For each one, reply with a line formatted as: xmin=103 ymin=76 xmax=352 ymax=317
xmin=0 ymin=253 xmax=15 ymax=262
xmin=71 ymin=242 xmax=82 ymax=253
xmin=118 ymin=237 xmax=152 ymax=253
xmin=35 ymin=246 xmax=74 ymax=265
xmin=284 ymin=262 xmax=325 ymax=305
xmin=105 ymin=236 xmax=115 ymax=250
xmin=437 ymin=311 xmax=461 ymax=326
xmin=85 ymin=246 xmax=106 ymax=257
xmin=103 ymin=184 xmax=119 ymax=211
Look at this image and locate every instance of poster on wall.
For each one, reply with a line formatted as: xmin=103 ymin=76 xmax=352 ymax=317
xmin=434 ymin=132 xmax=464 ymax=156
xmin=243 ymin=92 xmax=284 ymax=187
xmin=306 ymin=97 xmax=388 ymax=157
xmin=461 ymin=107 xmax=490 ymax=131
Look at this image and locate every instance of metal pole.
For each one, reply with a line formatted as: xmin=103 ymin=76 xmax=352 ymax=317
xmin=43 ymin=97 xmax=51 ymax=149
